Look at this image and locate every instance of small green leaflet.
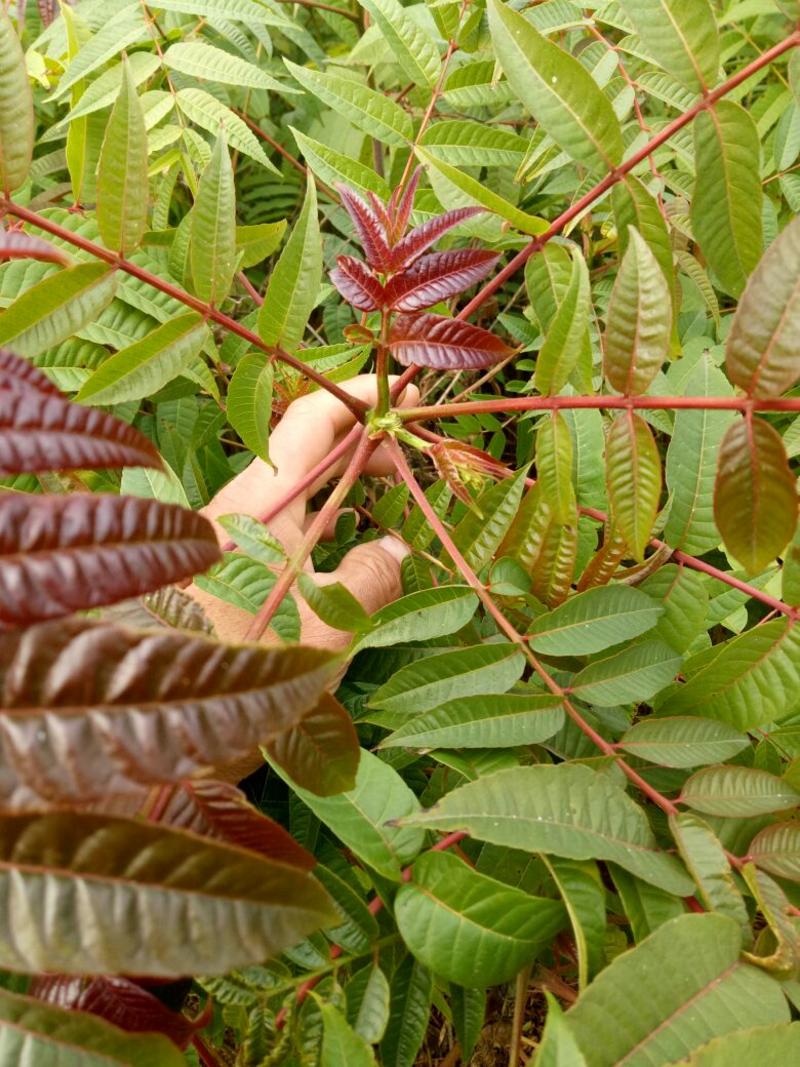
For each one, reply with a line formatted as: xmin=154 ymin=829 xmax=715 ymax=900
xmin=191 ymin=134 xmax=238 ymax=306
xmin=669 ymin=813 xmax=749 ymax=932
xmin=164 ymin=41 xmax=297 ymax=93
xmin=618 ymin=0 xmax=719 ymax=93
xmin=749 ymin=823 xmax=800 ymax=884
xmin=298 ymin=574 xmax=372 ymax=633
xmin=528 ymin=585 xmax=662 ymax=657
xmin=398 ymin=764 xmax=693 ymax=895
xmin=319 ymin=1000 xmax=377 ymax=1067
xmin=0 ymin=8 xmax=33 ymax=194
xmin=258 ymin=177 xmax=321 ymax=353
xmin=227 ymin=353 xmax=274 ymax=462
xmin=679 ymin=765 xmax=800 ymax=817
xmin=357 ymin=0 xmax=441 ymax=87
xmin=76 ymin=313 xmax=208 ymax=404
xmin=605 ymin=411 xmax=662 ymax=561
xmin=619 ymin=717 xmax=749 ymax=769
xmin=395 ymin=851 xmax=566 ymax=987
xmin=176 ymin=88 xmax=278 ymax=171
xmin=217 ymin=514 xmax=285 ymax=564
xmin=96 ymin=56 xmax=148 ymax=256
xmin=291 ymin=127 xmax=391 ymax=198
xmin=534 ymin=248 xmax=590 ymax=395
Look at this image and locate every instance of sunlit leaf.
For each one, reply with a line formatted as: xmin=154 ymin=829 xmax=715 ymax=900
xmin=0 ymin=8 xmax=33 ymax=194
xmin=618 ymin=0 xmax=719 ymax=93
xmin=96 ymin=57 xmax=148 ymax=256
xmin=528 ymin=585 xmax=663 ymax=656
xmin=385 ymin=249 xmax=500 ymax=311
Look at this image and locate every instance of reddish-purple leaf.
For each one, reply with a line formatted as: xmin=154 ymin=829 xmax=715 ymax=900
xmin=388 ymin=312 xmax=514 ymax=369
xmin=0 ymin=228 xmax=72 ymax=266
xmin=389 ymin=207 xmax=485 ymax=270
xmin=390 ymin=166 xmax=422 ymax=241
xmin=336 ymin=185 xmax=392 ymax=271
xmin=38 ymin=0 xmax=64 ymax=27
xmin=0 ymin=347 xmax=61 ymax=395
xmin=368 ymin=191 xmax=394 ymax=235
xmin=30 ymin=976 xmax=204 ymax=1050
xmin=0 ymin=387 xmax=163 ymax=475
xmin=0 ymin=617 xmax=337 ymax=809
xmin=152 ymin=779 xmax=316 ymax=869
xmin=385 ymin=249 xmax=500 ymax=311
xmin=0 ymin=494 xmax=221 ymax=626
xmin=329 ymin=255 xmax=386 ymax=311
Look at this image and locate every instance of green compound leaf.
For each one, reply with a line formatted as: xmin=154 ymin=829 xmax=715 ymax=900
xmin=258 ymin=177 xmax=321 ymax=353
xmin=396 ymin=851 xmax=566 ymax=987
xmin=618 ymin=0 xmax=719 ymax=93
xmin=569 ymin=640 xmax=682 ymax=707
xmin=487 ymin=0 xmax=623 ymax=175
xmin=565 ymin=915 xmax=789 ymax=1066
xmin=604 ymin=227 xmax=671 ymax=396
xmin=96 ymin=57 xmax=148 ymax=255
xmin=605 ymin=412 xmax=662 ymax=562
xmin=534 ymin=248 xmax=590 ymax=395
xmin=0 ymin=8 xmax=34 ymax=194
xmin=399 ymin=764 xmax=694 ymax=896
xmin=528 ymin=585 xmax=663 ymax=657
xmin=191 ymin=134 xmax=238 ymax=306
xmin=714 ymin=416 xmax=798 ymax=575
xmin=357 ymin=0 xmax=441 ymax=87
xmin=692 ymin=100 xmax=763 ymax=298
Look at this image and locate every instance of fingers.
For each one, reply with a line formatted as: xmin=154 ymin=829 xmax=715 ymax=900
xmin=301 ymin=538 xmax=409 ymax=650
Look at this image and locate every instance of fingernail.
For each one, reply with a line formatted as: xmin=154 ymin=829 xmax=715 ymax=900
xmin=378 ymin=535 xmax=410 ymax=562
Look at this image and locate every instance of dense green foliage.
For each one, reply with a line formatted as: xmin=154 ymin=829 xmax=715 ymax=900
xmin=0 ymin=0 xmax=800 ymax=1064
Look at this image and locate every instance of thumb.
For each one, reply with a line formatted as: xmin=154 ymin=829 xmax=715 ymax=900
xmin=321 ymin=536 xmax=409 ymax=616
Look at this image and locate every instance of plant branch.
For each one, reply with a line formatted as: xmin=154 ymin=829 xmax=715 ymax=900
xmin=0 ymin=200 xmax=369 ymax=421
xmin=398 ymin=394 xmax=800 ymax=422
xmin=387 ymin=439 xmax=679 ymax=816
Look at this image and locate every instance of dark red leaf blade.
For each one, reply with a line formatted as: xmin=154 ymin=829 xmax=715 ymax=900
xmin=329 ymin=255 xmax=386 ymax=311
xmin=367 ymin=191 xmax=393 ymax=234
xmin=336 ymin=185 xmax=392 ymax=271
xmin=30 ymin=976 xmax=204 ymax=1050
xmin=0 ymin=617 xmax=338 ymax=809
xmin=388 ymin=207 xmax=485 ymax=270
xmin=391 ymin=165 xmax=422 ymax=241
xmin=388 ymin=312 xmax=514 ymax=370
xmin=0 ymin=494 xmax=221 ymax=626
xmin=0 ymin=347 xmax=61 ymax=395
xmin=266 ymin=691 xmax=360 ymax=796
xmin=152 ymin=779 xmax=316 ymax=869
xmin=0 ymin=388 xmax=163 ymax=475
xmin=385 ymin=249 xmax=500 ymax=311
xmin=0 ymin=229 xmax=72 ymax=266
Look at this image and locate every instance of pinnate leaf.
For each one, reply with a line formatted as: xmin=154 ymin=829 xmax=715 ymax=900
xmin=388 ymin=312 xmax=513 ymax=369
xmin=337 ymin=185 xmax=393 ymax=271
xmin=0 ymin=616 xmax=336 ymax=808
xmin=355 ymin=585 xmax=479 ymax=650
xmin=266 ymin=691 xmax=360 ymax=797
xmin=380 ymin=693 xmax=564 ymax=750
xmin=399 ymin=764 xmax=694 ymax=895
xmin=389 ymin=207 xmax=484 ymax=270
xmin=605 ymin=412 xmax=662 ymax=561
xmin=357 ymin=0 xmax=441 ymax=87
xmin=665 ymin=1024 xmax=800 ymax=1067
xmin=396 ymin=851 xmax=566 ymax=987
xmin=569 ymin=639 xmax=681 ymax=706
xmin=714 ymin=416 xmax=797 ymax=575
xmin=534 ymin=248 xmax=590 ymax=395
xmin=0 ymin=811 xmax=334 ymax=975
xmin=679 ymin=765 xmax=800 ymax=817
xmin=725 ymin=215 xmax=800 ymax=397
xmin=604 ymin=227 xmax=671 ymax=395
xmin=750 ymin=823 xmax=800 ymax=883
xmin=619 ymin=717 xmax=749 ymax=768
xmin=0 ymin=495 xmax=220 ymax=626
xmin=227 ymin=353 xmax=274 ymax=462
xmin=618 ymin=0 xmax=719 ymax=93
xmin=191 ymin=134 xmax=238 ymax=306
xmin=0 ymin=229 xmax=71 ymax=266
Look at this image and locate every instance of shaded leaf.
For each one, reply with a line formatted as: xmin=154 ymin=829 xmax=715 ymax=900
xmin=380 ymin=957 xmax=432 ymax=1067
xmin=528 ymin=585 xmax=662 ymax=657
xmin=680 ymin=765 xmax=800 ymax=817
xmin=227 ymin=353 xmax=274 ymax=462
xmin=534 ymin=247 xmax=590 ymax=396
xmin=176 ymin=88 xmax=276 ymax=170
xmin=536 ymin=411 xmax=575 ymax=523
xmin=0 ymin=9 xmax=33 ymax=194
xmin=319 ymin=1000 xmax=377 ymax=1067
xmin=191 ymin=134 xmax=238 ymax=306
xmin=0 ymin=229 xmax=72 ymax=267
xmin=670 ymin=813 xmax=749 ymax=930
xmin=396 ymin=851 xmax=565 ymax=987
xmin=346 ymin=963 xmax=390 ymax=1044
xmin=299 ymin=574 xmax=373 ymax=633
xmin=266 ymin=691 xmax=360 ymax=797
xmin=714 ymin=416 xmax=797 ymax=575
xmin=750 ymin=823 xmax=800 ymax=883
xmin=389 ymin=312 xmax=513 ymax=370
xmin=0 ymin=811 xmax=335 ymax=975
xmin=569 ymin=640 xmax=681 ymax=706
xmin=665 ymin=1024 xmax=800 ymax=1067
xmin=618 ymin=0 xmax=719 ymax=93
xmin=355 ymin=585 xmax=479 ymax=651
xmin=0 ymin=616 xmax=336 ymax=808
xmin=0 ymin=495 xmax=220 ymax=627
xmin=619 ymin=718 xmax=749 ymax=769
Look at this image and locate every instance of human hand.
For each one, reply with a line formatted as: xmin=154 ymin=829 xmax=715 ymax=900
xmin=186 ymin=375 xmax=419 ymax=650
